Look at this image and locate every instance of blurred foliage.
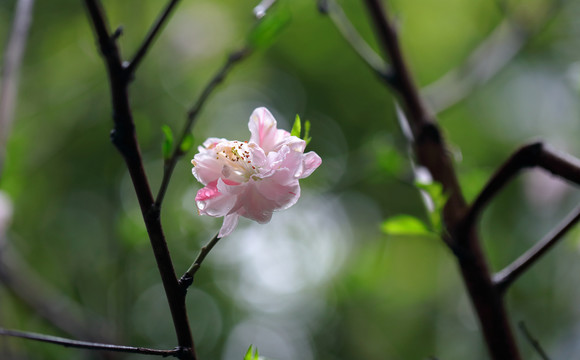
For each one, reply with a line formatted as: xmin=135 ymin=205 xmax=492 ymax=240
xmin=1 ymin=0 xmax=580 ymax=359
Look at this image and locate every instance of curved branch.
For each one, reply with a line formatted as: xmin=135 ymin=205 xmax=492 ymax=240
xmin=0 ymin=328 xmax=183 ymax=357
xmin=463 ymin=142 xmax=580 ymax=233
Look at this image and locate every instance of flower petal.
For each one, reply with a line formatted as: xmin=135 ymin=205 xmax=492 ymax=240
xmin=195 ymin=180 xmax=237 ymax=217
xmin=218 ymin=213 xmax=239 ymax=238
xmin=297 ymin=151 xmax=322 ymax=179
xmin=248 ymin=107 xmax=293 ymax=153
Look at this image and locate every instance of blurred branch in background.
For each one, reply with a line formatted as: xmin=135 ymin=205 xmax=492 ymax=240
xmin=0 ymin=241 xmax=115 ymax=343
xmin=317 ymin=0 xmax=390 ymax=81
xmin=421 ymin=0 xmax=566 ymax=113
xmin=518 ymin=321 xmax=551 ymax=360
xmin=0 ymin=0 xmax=34 ymax=179
xmin=320 ymin=0 xmax=566 ymax=114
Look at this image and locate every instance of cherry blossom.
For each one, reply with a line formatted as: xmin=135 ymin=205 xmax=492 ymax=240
xmin=191 ymin=107 xmax=322 ymax=237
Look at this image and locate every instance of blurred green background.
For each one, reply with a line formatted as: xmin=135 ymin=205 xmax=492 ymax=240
xmin=2 ymin=0 xmax=580 ymax=359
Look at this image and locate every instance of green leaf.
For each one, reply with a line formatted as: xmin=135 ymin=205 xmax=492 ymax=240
xmin=247 ymin=1 xmax=291 ymax=50
xmin=381 ymin=215 xmax=431 ymax=236
xmin=244 ymin=345 xmax=254 ymax=360
xmin=180 ymin=133 xmax=194 ymax=153
xmin=415 ymin=181 xmax=449 ymax=233
xmin=304 ymin=120 xmax=312 ymax=146
xmin=291 ymin=114 xmax=301 ymax=137
xmin=161 ymin=125 xmax=174 ymax=160
xmin=244 ymin=345 xmax=261 ymax=360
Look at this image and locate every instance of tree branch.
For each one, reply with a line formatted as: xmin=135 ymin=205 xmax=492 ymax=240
xmin=494 ymin=206 xmax=580 ymax=293
xmin=83 ymin=1 xmax=196 ymax=358
xmin=463 ymin=142 xmax=580 ymax=233
xmin=362 ymin=1 xmax=521 ymax=359
xmin=126 ymin=0 xmax=181 ymax=76
xmin=0 ymin=328 xmax=183 ymax=357
xmin=178 ymin=233 xmax=221 ymax=290
xmin=0 ymin=0 xmax=34 ymax=179
xmin=155 ymin=47 xmax=251 ymax=207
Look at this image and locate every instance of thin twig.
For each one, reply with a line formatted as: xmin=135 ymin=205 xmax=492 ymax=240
xmin=178 ymin=232 xmax=221 ymax=290
xmin=0 ymin=0 xmax=34 ymax=179
xmin=84 ymin=1 xmax=196 ymax=358
xmin=518 ymin=322 xmax=551 ymax=360
xmin=126 ymin=0 xmax=181 ymax=76
xmin=494 ymin=206 xmax=580 ymax=293
xmin=319 ymin=0 xmax=390 ymax=80
xmin=155 ymin=47 xmax=251 ymax=207
xmin=0 ymin=328 xmax=183 ymax=357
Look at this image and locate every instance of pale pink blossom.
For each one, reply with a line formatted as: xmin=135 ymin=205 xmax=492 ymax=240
xmin=192 ymin=107 xmax=321 ymax=237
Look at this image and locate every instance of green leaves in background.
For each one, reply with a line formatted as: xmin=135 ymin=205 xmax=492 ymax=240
xmin=161 ymin=125 xmax=174 ymax=161
xmin=381 ymin=214 xmax=431 ymax=236
xmin=180 ymin=133 xmax=195 ymax=154
xmin=247 ymin=0 xmax=291 ymax=50
xmin=303 ymin=119 xmax=312 ymax=145
xmin=415 ymin=180 xmax=448 ymax=234
xmin=244 ymin=345 xmax=259 ymax=360
xmin=291 ymin=114 xmax=312 ymax=146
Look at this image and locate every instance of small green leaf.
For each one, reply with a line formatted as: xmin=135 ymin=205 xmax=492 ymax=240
xmin=161 ymin=125 xmax=174 ymax=160
xmin=180 ymin=133 xmax=194 ymax=153
xmin=244 ymin=345 xmax=254 ymax=360
xmin=304 ymin=120 xmax=312 ymax=145
xmin=291 ymin=114 xmax=301 ymax=137
xmin=415 ymin=181 xmax=449 ymax=233
xmin=247 ymin=1 xmax=291 ymax=50
xmin=381 ymin=215 xmax=431 ymax=236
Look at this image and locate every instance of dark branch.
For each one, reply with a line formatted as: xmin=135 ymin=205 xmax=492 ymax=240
xmin=494 ymin=206 xmax=580 ymax=293
xmin=518 ymin=322 xmax=551 ymax=360
xmin=83 ymin=1 xmax=196 ymax=357
xmin=361 ymin=1 xmax=521 ymax=359
xmin=126 ymin=0 xmax=181 ymax=76
xmin=179 ymin=232 xmax=221 ymax=290
xmin=0 ymin=328 xmax=183 ymax=357
xmin=155 ymin=47 xmax=251 ymax=207
xmin=0 ymin=0 xmax=34 ymax=179
xmin=463 ymin=142 xmax=580 ymax=234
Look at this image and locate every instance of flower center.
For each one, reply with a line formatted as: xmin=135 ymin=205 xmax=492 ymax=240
xmin=214 ymin=141 xmax=257 ymax=181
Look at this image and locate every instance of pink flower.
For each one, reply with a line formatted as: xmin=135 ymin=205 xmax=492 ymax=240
xmin=192 ymin=107 xmax=322 ymax=237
